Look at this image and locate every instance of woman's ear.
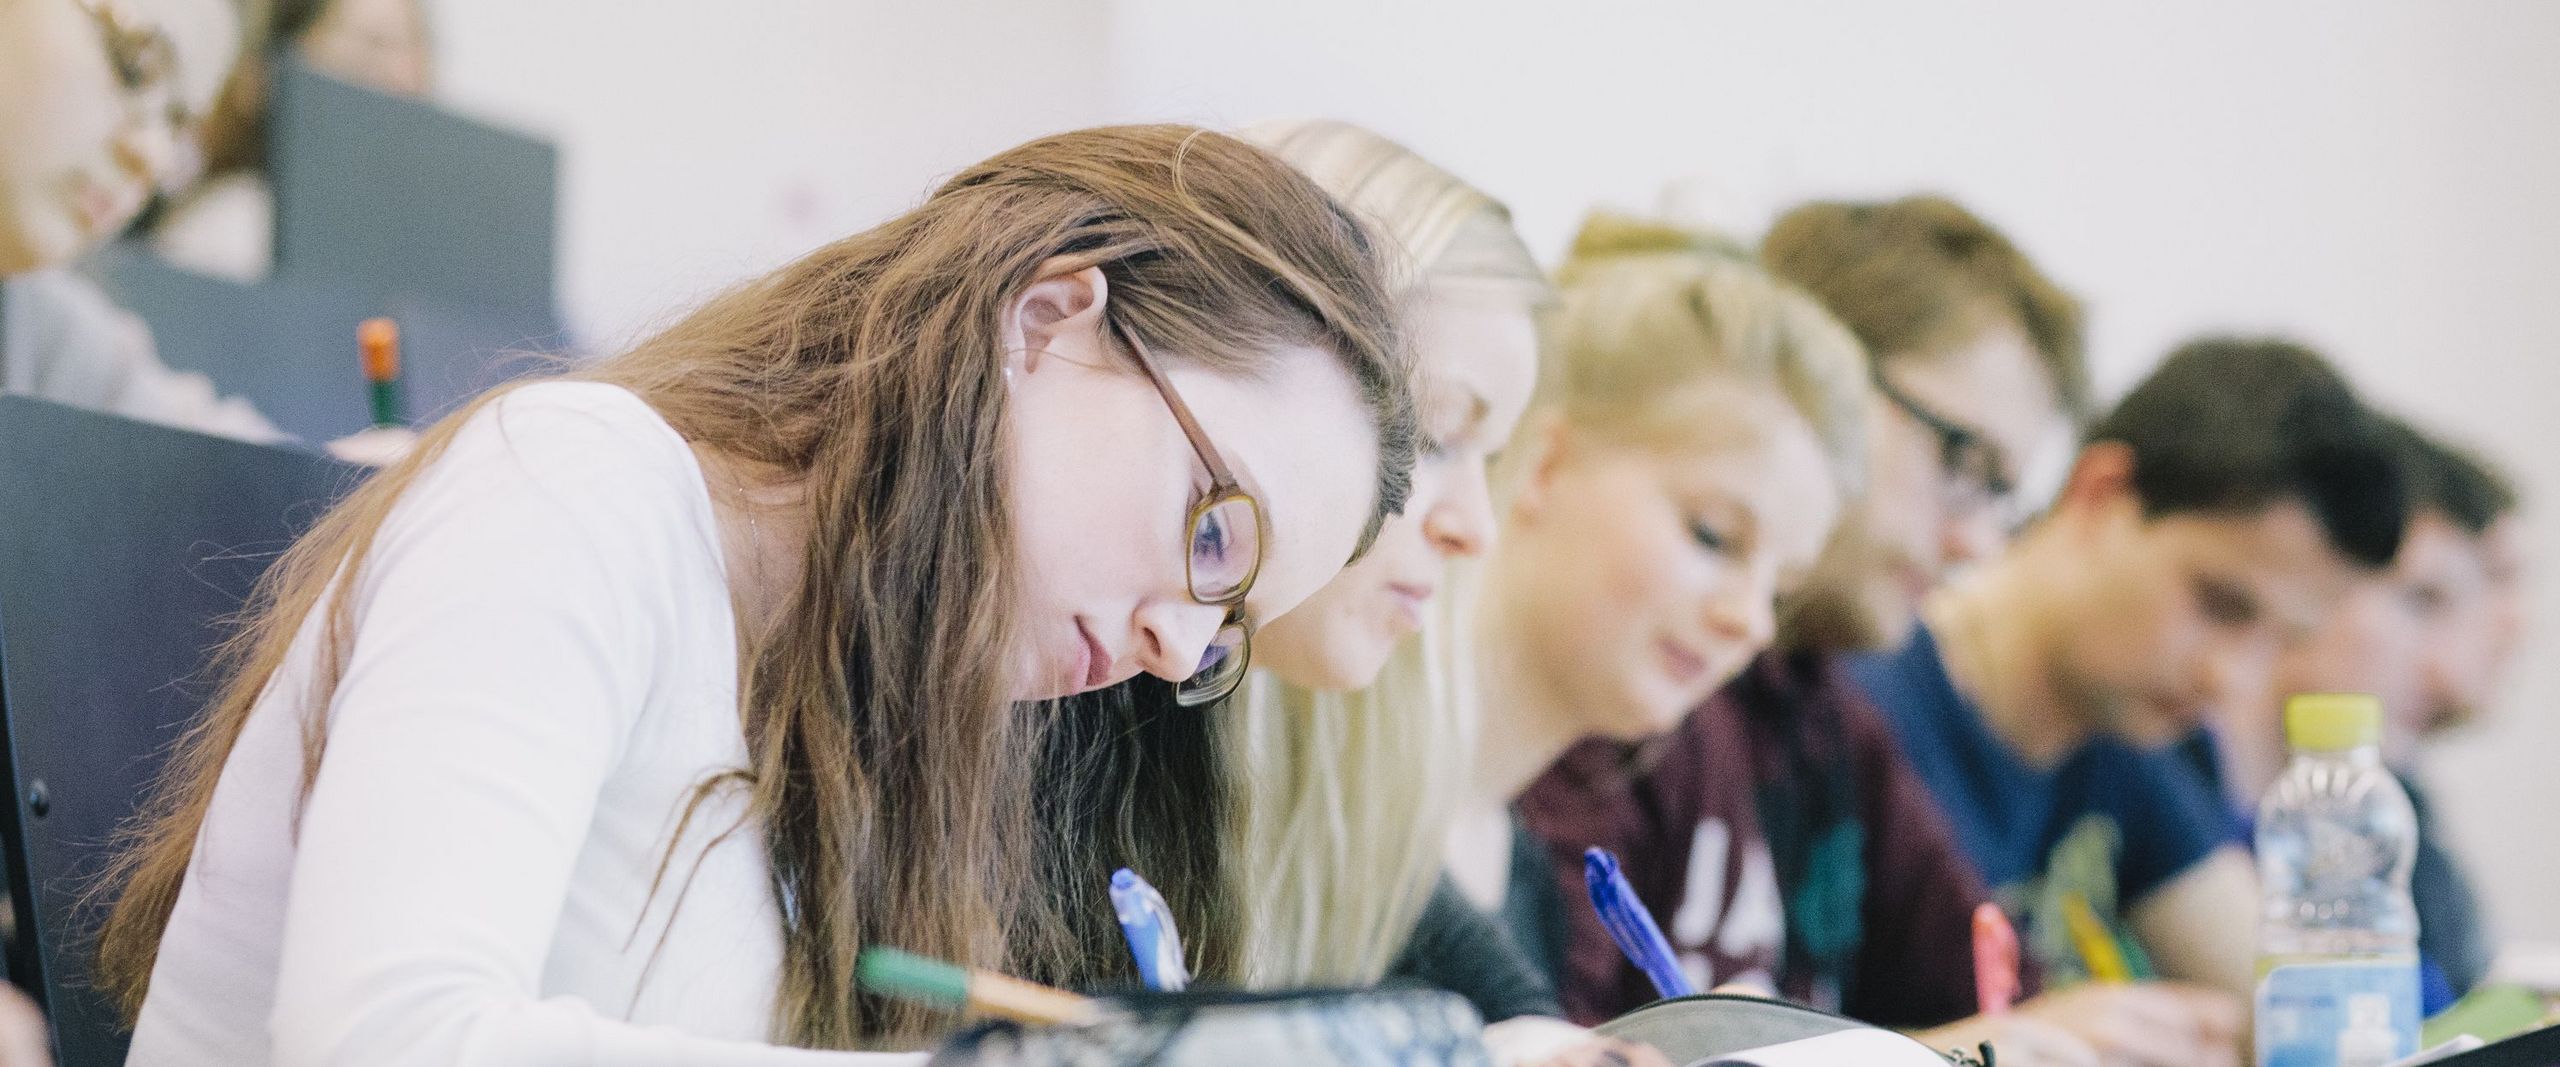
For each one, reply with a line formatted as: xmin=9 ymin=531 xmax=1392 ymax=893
xmin=1001 ymin=260 xmax=1111 ymax=377
xmin=1503 ymin=412 xmax=1576 ymax=528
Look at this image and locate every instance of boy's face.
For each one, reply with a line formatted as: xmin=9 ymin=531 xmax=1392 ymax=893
xmin=2267 ymin=510 xmax=2519 ymax=763
xmin=2268 ymin=568 xmax=2425 ymax=759
xmin=2403 ymin=513 xmax=2511 ymax=738
xmin=2452 ymin=513 xmax=2529 ymax=731
xmin=2042 ymin=460 xmax=2370 ymax=748
xmin=1792 ymin=320 xmax=2066 ymax=652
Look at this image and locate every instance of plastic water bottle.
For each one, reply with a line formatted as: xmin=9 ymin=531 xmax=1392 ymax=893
xmin=2254 ymin=694 xmax=2421 ymax=1067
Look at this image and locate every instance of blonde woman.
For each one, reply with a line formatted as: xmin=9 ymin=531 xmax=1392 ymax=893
xmin=1225 ymin=117 xmax=1532 ymax=977
xmin=1454 ymin=213 xmax=1866 ymax=1001
xmin=1219 ymin=123 xmax=1678 ymax=1067
xmin=1454 ymin=214 xmax=1872 ymax=900
xmin=1457 ymin=217 xmax=2106 ymax=1067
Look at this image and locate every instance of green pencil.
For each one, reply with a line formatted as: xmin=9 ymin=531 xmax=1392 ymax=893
xmin=856 ymin=947 xmax=1100 ymax=1026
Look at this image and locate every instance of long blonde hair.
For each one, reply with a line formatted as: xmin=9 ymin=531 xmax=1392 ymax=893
xmin=95 ymin=125 xmax=1419 ymax=1048
xmin=1228 ymin=120 xmax=1550 ymax=985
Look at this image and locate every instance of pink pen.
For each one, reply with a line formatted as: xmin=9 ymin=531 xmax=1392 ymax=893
xmin=1972 ymin=902 xmax=2020 ymax=1016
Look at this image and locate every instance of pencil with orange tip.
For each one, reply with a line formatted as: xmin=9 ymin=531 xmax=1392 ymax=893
xmin=358 ymin=317 xmax=403 ymax=428
xmin=856 ymin=947 xmax=1101 ymax=1026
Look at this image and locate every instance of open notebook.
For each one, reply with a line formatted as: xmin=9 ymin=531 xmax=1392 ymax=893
xmin=1694 ymin=1029 xmax=1964 ymax=1066
xmin=1596 ymin=994 xmax=1974 ymax=1066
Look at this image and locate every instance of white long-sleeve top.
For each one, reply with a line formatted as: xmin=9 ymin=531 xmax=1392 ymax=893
xmin=129 ymin=382 xmax=923 ymax=1066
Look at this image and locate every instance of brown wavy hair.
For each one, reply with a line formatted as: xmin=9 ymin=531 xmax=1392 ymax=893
xmin=1762 ymin=194 xmax=2090 ymax=423
xmin=94 ymin=124 xmax=1417 ymax=1048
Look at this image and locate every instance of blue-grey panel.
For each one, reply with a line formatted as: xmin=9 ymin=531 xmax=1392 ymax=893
xmin=0 ymin=397 xmax=353 ymax=1067
xmin=82 ymin=243 xmax=564 ymax=444
xmin=270 ymin=59 xmax=559 ymax=316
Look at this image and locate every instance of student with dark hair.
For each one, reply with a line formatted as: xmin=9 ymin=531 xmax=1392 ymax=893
xmin=2376 ymin=426 xmax=2522 ymax=743
xmin=2220 ymin=417 xmax=2523 ymax=1009
xmin=1843 ymin=339 xmax=2407 ymax=1035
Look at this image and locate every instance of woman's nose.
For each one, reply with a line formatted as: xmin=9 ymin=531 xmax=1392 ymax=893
xmin=1130 ymin=597 xmax=1227 ymax=684
xmin=113 ymin=113 xmax=183 ymax=192
xmin=1424 ymin=468 xmax=1498 ymax=559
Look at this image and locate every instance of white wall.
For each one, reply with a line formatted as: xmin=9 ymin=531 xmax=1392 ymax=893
xmin=428 ymin=0 xmax=1113 ymax=349
xmin=424 ymin=0 xmax=2560 ymax=940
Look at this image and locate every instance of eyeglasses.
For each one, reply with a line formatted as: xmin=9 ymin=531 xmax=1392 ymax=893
xmin=1871 ymin=370 xmax=2016 ymax=519
xmin=1117 ymin=321 xmax=1266 ymax=707
xmin=74 ymin=0 xmax=197 ymax=149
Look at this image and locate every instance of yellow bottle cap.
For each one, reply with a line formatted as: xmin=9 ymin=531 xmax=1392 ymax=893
xmin=2285 ymin=693 xmax=2384 ymax=751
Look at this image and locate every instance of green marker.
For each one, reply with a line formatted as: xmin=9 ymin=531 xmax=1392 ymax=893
xmin=855 ymin=947 xmax=1099 ymax=1026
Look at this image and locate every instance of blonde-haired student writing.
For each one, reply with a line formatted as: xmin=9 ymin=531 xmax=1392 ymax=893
xmin=1226 ymin=117 xmax=1544 ymax=989
xmin=1223 ymin=120 xmax=1676 ymax=1067
xmin=1468 ymin=217 xmax=2065 ymax=1062
xmin=1517 ymin=198 xmax=2124 ymax=1066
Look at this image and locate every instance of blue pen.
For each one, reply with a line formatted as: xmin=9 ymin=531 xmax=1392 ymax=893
xmin=1109 ymin=868 xmax=1189 ymax=992
xmin=1584 ymin=847 xmax=1696 ymax=999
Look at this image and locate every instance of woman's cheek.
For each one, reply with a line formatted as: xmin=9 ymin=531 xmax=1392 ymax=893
xmin=1594 ymin=522 xmax=1684 ymax=633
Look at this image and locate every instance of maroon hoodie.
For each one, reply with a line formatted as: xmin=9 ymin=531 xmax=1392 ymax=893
xmin=1513 ymin=648 xmax=2031 ymax=1027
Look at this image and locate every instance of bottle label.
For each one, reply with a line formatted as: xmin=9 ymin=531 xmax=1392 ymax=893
xmin=2255 ymin=958 xmax=2419 ymax=1067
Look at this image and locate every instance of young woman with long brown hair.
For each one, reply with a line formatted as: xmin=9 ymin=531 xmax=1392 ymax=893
xmin=98 ymin=123 xmax=1419 ymax=1064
